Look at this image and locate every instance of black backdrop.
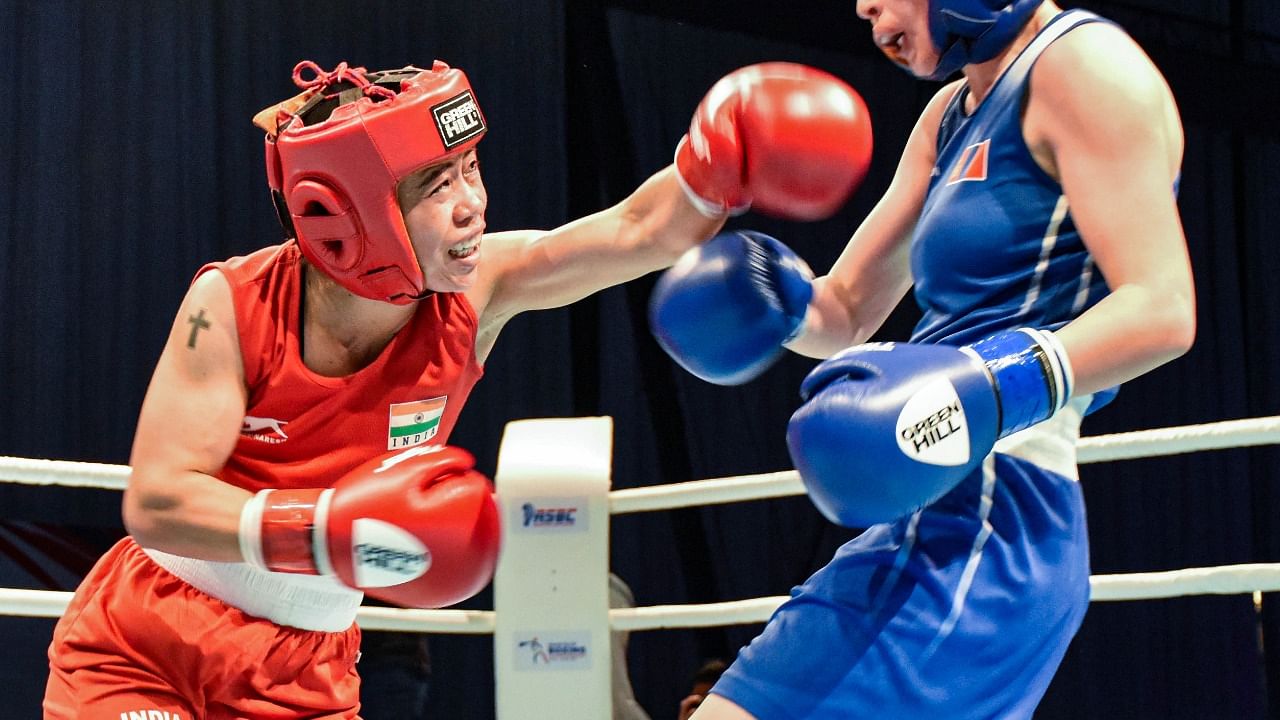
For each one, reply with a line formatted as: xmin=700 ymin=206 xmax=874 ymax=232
xmin=4 ymin=0 xmax=1280 ymax=717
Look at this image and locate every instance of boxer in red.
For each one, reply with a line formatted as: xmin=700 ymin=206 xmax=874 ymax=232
xmin=43 ymin=59 xmax=874 ymax=718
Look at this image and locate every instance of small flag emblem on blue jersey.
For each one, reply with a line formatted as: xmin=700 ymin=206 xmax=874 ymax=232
xmin=947 ymin=139 xmax=990 ymax=185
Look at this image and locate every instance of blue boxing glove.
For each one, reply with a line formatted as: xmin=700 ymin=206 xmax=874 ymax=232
xmin=786 ymin=328 xmax=1073 ymax=527
xmin=649 ymin=230 xmax=813 ymax=385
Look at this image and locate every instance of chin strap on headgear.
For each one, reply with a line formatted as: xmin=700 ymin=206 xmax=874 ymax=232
xmin=256 ymin=59 xmax=487 ymax=304
xmin=927 ymin=0 xmax=1044 ymax=80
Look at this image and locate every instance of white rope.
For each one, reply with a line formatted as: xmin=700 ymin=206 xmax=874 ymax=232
xmin=1088 ymin=563 xmax=1280 ymax=601
xmin=610 ymin=415 xmax=1280 ymax=514
xmin=0 ymin=587 xmax=496 ymax=634
xmin=610 ymin=597 xmax=784 ymax=632
xmin=0 ymin=457 xmax=129 ymax=491
xmin=6 ymin=563 xmax=1277 ymax=633
xmin=1075 ymin=416 xmax=1280 ymax=463
xmin=3 ymin=417 xmax=1278 ymax=636
xmin=611 ymin=471 xmax=803 ymax=514
xmin=4 ymin=416 xmax=1279 ymax=503
xmin=0 ymin=589 xmax=75 ymax=619
xmin=608 ymin=563 xmax=1280 ymax=631
xmin=354 ymin=606 xmax=495 ymax=634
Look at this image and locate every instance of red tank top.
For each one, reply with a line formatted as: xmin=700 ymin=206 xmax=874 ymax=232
xmin=196 ymin=242 xmax=484 ymax=492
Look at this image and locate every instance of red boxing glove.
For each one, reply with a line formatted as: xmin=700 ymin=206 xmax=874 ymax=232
xmin=676 ymin=62 xmax=873 ymax=220
xmin=240 ymin=445 xmax=501 ymax=609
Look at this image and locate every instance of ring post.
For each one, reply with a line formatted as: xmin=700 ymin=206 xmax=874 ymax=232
xmin=493 ymin=417 xmax=613 ymax=720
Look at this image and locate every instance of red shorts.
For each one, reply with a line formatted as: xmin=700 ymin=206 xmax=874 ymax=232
xmin=44 ymin=538 xmax=362 ymax=719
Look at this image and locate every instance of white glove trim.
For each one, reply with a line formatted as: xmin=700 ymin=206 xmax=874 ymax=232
xmin=311 ymin=488 xmax=337 ymax=577
xmin=238 ymin=489 xmax=271 ymax=570
xmin=673 ymin=136 xmax=745 ymax=219
xmin=1018 ymin=327 xmax=1074 ymax=412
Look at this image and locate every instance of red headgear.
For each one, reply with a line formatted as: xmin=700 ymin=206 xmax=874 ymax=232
xmin=260 ymin=60 xmax=487 ymax=303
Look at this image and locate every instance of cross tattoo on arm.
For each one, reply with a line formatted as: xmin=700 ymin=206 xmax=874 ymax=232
xmin=187 ymin=308 xmax=211 ymax=349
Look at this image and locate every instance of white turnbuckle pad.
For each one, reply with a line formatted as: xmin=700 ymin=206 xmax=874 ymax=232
xmin=493 ymin=417 xmax=613 ymax=720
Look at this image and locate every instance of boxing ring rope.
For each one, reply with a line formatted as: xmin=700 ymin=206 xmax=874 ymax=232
xmin=4 ymin=561 xmax=1279 ymax=631
xmin=1 ymin=414 xmax=1280 ymax=624
xmin=7 ymin=414 xmax=1280 ymax=502
xmin=1 ymin=414 xmax=1279 ymax=634
xmin=0 ymin=457 xmax=129 ymax=492
xmin=0 ymin=587 xmax=500 ymax=633
xmin=608 ymin=561 xmax=1280 ymax=631
xmin=608 ymin=414 xmax=1280 ymax=514
xmin=4 ymin=414 xmax=1280 ymax=717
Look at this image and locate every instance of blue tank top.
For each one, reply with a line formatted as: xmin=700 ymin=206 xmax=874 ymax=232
xmin=910 ymin=9 xmax=1108 ymax=346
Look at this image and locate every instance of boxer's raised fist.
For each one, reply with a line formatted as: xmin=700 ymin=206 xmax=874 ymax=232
xmin=676 ymin=62 xmax=873 ymax=220
xmin=240 ymin=445 xmax=500 ymax=608
xmin=787 ymin=329 xmax=1073 ymax=528
xmin=650 ymin=230 xmax=813 ymax=385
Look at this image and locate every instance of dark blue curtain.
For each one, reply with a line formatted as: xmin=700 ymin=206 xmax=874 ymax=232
xmin=4 ymin=1 xmax=1279 ymax=717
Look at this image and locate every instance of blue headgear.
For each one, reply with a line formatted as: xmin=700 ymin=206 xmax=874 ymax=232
xmin=927 ymin=0 xmax=1044 ymax=80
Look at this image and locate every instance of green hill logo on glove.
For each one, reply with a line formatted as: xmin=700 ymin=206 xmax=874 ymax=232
xmin=351 ymin=518 xmax=432 ymax=587
xmin=896 ymin=377 xmax=970 ymax=466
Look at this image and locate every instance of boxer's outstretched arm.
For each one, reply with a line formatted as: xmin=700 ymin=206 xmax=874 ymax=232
xmin=123 ymin=269 xmax=252 ymax=562
xmin=469 ymin=64 xmax=872 ymax=363
xmin=468 ymin=166 xmax=724 ymax=359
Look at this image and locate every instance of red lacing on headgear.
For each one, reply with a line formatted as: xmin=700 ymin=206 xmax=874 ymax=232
xmin=291 ymin=60 xmax=397 ymax=101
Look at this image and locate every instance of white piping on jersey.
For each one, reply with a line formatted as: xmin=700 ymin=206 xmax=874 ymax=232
xmin=924 ymin=454 xmax=998 ymax=658
xmin=1017 ymin=194 xmax=1071 ymax=318
xmin=1071 ymin=256 xmax=1096 ymax=315
xmin=870 ymin=510 xmax=923 ymax=611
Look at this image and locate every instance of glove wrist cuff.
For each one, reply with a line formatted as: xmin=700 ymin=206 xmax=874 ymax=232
xmin=742 ymin=231 xmax=815 ymax=338
xmin=783 ymin=308 xmax=810 ymax=345
xmin=1027 ymin=328 xmax=1074 ymax=402
xmin=238 ymin=490 xmax=269 ymax=570
xmin=674 ymin=136 xmax=746 ymax=219
xmin=241 ymin=488 xmax=327 ymax=575
xmin=970 ymin=328 xmax=1073 ymax=438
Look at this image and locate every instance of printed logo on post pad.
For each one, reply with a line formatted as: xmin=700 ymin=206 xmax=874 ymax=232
xmin=896 ymin=378 xmax=970 ymax=466
xmin=514 ymin=631 xmax=592 ymax=671
xmin=513 ymin=498 xmax=588 ymax=533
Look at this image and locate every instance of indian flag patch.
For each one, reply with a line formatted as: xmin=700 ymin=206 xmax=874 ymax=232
xmin=387 ymin=396 xmax=447 ymax=450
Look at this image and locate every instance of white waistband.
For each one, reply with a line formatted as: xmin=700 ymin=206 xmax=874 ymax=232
xmin=992 ymin=394 xmax=1091 ymax=481
xmin=144 ymin=548 xmax=363 ymax=632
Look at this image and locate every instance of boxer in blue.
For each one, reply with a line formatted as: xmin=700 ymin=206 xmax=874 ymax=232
xmin=650 ymin=1 xmax=1195 ymax=717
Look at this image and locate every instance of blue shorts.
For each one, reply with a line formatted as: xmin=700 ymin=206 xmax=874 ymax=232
xmin=713 ymin=452 xmax=1090 ymax=720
